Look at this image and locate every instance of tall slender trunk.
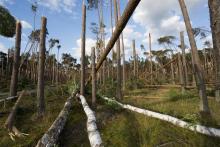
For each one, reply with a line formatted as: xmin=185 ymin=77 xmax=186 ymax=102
xmin=37 ymin=17 xmax=47 ymax=117
xmin=113 ymin=0 xmax=122 ymax=99
xmin=80 ymin=3 xmax=86 ymax=96
xmin=178 ymin=53 xmax=185 ymax=94
xmin=110 ymin=0 xmax=114 ymax=84
xmin=56 ymin=48 xmax=59 ymax=86
xmin=132 ymin=40 xmax=136 ymax=77
xmin=180 ymin=31 xmax=188 ymax=86
xmin=117 ymin=0 xmax=126 ymax=91
xmin=9 ymin=22 xmax=22 ymax=97
xmin=149 ymin=33 xmax=153 ymax=85
xmin=92 ymin=47 xmax=96 ymax=108
xmin=179 ymin=0 xmax=210 ymax=113
xmin=208 ymin=0 xmax=220 ymax=102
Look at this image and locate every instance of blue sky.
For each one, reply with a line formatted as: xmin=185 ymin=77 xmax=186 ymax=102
xmin=0 ymin=0 xmax=211 ymax=62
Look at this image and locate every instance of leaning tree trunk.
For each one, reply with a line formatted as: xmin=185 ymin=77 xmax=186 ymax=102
xmin=179 ymin=0 xmax=210 ymax=114
xmin=80 ymin=2 xmax=86 ymax=96
xmin=113 ymin=0 xmax=122 ymax=100
xmin=208 ymin=0 xmax=220 ymax=102
xmin=9 ymin=21 xmax=22 ymax=97
xmin=37 ymin=17 xmax=47 ymax=117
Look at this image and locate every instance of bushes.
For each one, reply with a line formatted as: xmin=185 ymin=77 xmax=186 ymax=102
xmin=168 ymin=89 xmax=196 ymax=101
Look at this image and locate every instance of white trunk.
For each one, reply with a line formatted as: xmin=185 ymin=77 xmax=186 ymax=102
xmin=102 ymin=97 xmax=220 ymax=138
xmin=77 ymin=94 xmax=103 ymax=147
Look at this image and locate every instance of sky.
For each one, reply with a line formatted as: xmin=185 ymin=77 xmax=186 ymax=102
xmin=0 ymin=0 xmax=212 ymax=62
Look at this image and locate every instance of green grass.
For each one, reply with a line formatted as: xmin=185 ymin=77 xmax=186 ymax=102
xmin=0 ymin=86 xmax=69 ymax=147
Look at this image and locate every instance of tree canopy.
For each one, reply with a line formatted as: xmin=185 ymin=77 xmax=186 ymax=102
xmin=0 ymin=5 xmax=16 ymax=37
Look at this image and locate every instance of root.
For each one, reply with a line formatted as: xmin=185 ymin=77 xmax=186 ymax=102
xmin=8 ymin=126 xmax=29 ymax=141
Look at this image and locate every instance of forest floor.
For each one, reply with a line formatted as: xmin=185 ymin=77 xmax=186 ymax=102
xmin=0 ymin=85 xmax=220 ymax=147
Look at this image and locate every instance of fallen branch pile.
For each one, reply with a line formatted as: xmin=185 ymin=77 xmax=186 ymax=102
xmin=102 ymin=96 xmax=220 ymax=138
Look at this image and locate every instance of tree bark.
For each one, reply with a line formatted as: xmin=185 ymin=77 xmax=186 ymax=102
xmin=132 ymin=40 xmax=136 ymax=77
xmin=180 ymin=31 xmax=188 ymax=87
xmin=92 ymin=47 xmax=96 ymax=108
xmin=178 ymin=53 xmax=185 ymax=94
xmin=208 ymin=0 xmax=220 ymax=102
xmin=80 ymin=3 xmax=86 ymax=96
xmin=179 ymin=0 xmax=210 ymax=114
xmin=149 ymin=33 xmax=153 ymax=85
xmin=113 ymin=0 xmax=122 ymax=100
xmin=9 ymin=21 xmax=22 ymax=97
xmin=37 ymin=17 xmax=47 ymax=117
xmin=5 ymin=90 xmax=25 ymax=131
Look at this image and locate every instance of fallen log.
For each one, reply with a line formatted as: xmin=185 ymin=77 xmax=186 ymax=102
xmin=0 ymin=96 xmax=18 ymax=103
xmin=4 ymin=90 xmax=29 ymax=141
xmin=102 ymin=96 xmax=220 ymax=138
xmin=77 ymin=94 xmax=103 ymax=147
xmin=36 ymin=91 xmax=77 ymax=147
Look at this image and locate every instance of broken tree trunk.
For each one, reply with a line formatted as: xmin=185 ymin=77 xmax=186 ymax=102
xmin=179 ymin=0 xmax=210 ymax=114
xmin=4 ymin=90 xmax=28 ymax=141
xmin=77 ymin=94 xmax=103 ymax=147
xmin=85 ymin=0 xmax=141 ymax=85
xmin=102 ymin=97 xmax=220 ymax=138
xmin=9 ymin=21 xmax=22 ymax=97
xmin=37 ymin=17 xmax=47 ymax=117
xmin=36 ymin=91 xmax=77 ymax=147
xmin=80 ymin=2 xmax=86 ymax=96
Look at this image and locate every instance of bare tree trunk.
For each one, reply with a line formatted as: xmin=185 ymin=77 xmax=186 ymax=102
xmin=178 ymin=53 xmax=185 ymax=94
xmin=208 ymin=0 xmax=220 ymax=102
xmin=9 ymin=22 xmax=22 ymax=97
xmin=117 ymin=0 xmax=126 ymax=91
xmin=180 ymin=31 xmax=188 ymax=86
xmin=149 ymin=33 xmax=153 ymax=85
xmin=132 ymin=40 xmax=136 ymax=77
xmin=110 ymin=0 xmax=114 ymax=85
xmin=37 ymin=17 xmax=47 ymax=117
xmin=114 ymin=0 xmax=122 ymax=99
xmin=80 ymin=3 xmax=86 ymax=96
xmin=179 ymin=0 xmax=210 ymax=114
xmin=92 ymin=47 xmax=96 ymax=108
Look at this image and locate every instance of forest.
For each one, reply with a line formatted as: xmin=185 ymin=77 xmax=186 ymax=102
xmin=0 ymin=0 xmax=220 ymax=147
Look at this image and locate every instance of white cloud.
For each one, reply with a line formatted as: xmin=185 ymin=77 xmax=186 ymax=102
xmin=0 ymin=42 xmax=8 ymax=53
xmin=72 ymin=38 xmax=96 ymax=60
xmin=0 ymin=0 xmax=14 ymax=5
xmin=21 ymin=20 xmax=33 ymax=29
xmin=38 ymin=0 xmax=77 ymax=13
xmin=133 ymin=0 xmax=205 ymax=49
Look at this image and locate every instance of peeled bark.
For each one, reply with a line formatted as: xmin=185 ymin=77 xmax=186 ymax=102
xmin=9 ymin=21 xmax=22 ymax=97
xmin=208 ymin=0 xmax=220 ymax=102
xmin=80 ymin=3 xmax=86 ymax=96
xmin=77 ymin=94 xmax=103 ymax=147
xmin=179 ymin=0 xmax=210 ymax=114
xmin=37 ymin=17 xmax=47 ymax=117
xmin=102 ymin=97 xmax=220 ymax=138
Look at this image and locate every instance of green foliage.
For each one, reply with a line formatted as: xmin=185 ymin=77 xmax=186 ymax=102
xmin=126 ymin=77 xmax=145 ymax=90
xmin=0 ymin=5 xmax=16 ymax=37
xmin=168 ymin=89 xmax=195 ymax=101
xmin=104 ymin=99 xmax=122 ymax=112
xmin=182 ymin=113 xmax=200 ymax=124
xmin=66 ymin=80 xmax=78 ymax=95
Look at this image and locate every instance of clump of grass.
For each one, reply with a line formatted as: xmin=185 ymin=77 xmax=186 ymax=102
xmin=168 ymin=89 xmax=195 ymax=101
xmin=182 ymin=113 xmax=200 ymax=125
xmin=105 ymin=99 xmax=122 ymax=112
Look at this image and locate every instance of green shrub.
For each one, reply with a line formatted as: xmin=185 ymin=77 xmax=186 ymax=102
xmin=169 ymin=89 xmax=195 ymax=101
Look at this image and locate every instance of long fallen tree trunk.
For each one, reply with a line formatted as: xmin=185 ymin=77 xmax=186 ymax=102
xmin=36 ymin=91 xmax=77 ymax=147
xmin=4 ymin=90 xmax=29 ymax=141
xmin=102 ymin=96 xmax=220 ymax=138
xmin=77 ymin=94 xmax=103 ymax=147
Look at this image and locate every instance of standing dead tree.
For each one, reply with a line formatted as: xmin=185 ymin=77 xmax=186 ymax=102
xmin=9 ymin=21 xmax=21 ymax=97
xmin=81 ymin=2 xmax=86 ymax=96
xmin=37 ymin=17 xmax=47 ymax=117
xmin=4 ymin=90 xmax=29 ymax=141
xmin=179 ymin=0 xmax=210 ymax=114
